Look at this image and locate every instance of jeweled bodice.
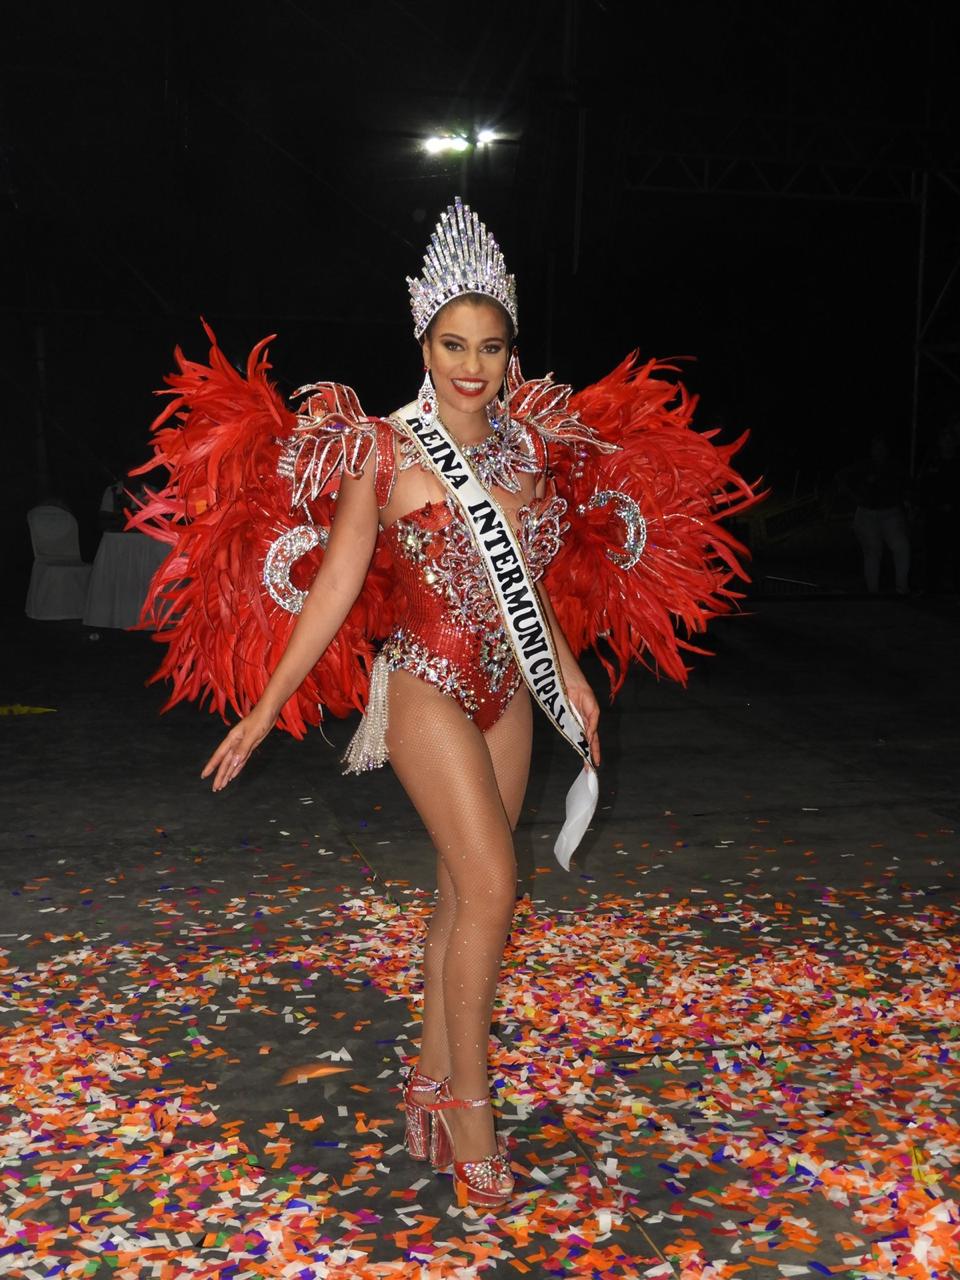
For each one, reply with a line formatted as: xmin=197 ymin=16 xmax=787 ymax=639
xmin=380 ymin=492 xmax=567 ymax=729
xmin=386 ymin=494 xmax=567 ymax=613
xmin=396 ymin=411 xmax=542 ymax=494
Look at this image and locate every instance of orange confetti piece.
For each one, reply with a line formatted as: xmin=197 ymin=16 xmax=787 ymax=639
xmin=278 ymin=1063 xmax=351 ymax=1084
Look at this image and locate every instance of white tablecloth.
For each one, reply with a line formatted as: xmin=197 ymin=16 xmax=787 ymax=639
xmin=83 ymin=531 xmax=169 ymax=630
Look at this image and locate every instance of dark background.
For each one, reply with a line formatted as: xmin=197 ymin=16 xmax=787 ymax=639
xmin=4 ymin=1 xmax=959 ymax=580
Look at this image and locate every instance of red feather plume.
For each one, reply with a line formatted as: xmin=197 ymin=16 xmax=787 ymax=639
xmin=543 ymin=354 xmax=763 ymax=693
xmin=129 ymin=325 xmax=397 ymax=737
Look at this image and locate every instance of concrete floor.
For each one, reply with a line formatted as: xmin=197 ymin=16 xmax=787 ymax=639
xmin=1 ymin=596 xmax=958 ymax=1278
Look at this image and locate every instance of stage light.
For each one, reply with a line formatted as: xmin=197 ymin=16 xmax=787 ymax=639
xmin=477 ymin=129 xmax=496 ymax=145
xmin=423 ymin=135 xmax=470 ymax=154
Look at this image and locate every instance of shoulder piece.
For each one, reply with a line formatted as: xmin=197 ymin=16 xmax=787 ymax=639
xmin=387 ymin=404 xmax=430 ymax=477
xmin=506 ymin=354 xmax=617 ymax=455
xmin=373 ymin=418 xmax=399 ymax=508
xmin=279 ymin=382 xmax=394 ymax=508
xmin=542 ymin=351 xmax=764 ymax=692
xmin=132 ymin=328 xmax=402 ymax=739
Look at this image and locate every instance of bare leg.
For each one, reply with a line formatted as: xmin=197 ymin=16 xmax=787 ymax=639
xmin=483 ymin=684 xmax=532 ymax=830
xmin=388 ymin=673 xmax=531 ymax=1160
xmin=415 ymin=685 xmax=532 ymax=1083
xmin=416 ymin=853 xmax=456 ymax=1081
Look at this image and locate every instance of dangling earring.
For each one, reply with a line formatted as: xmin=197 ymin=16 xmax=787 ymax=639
xmin=498 ymin=370 xmax=511 ymax=435
xmin=486 ymin=368 xmax=511 ymax=433
xmin=417 ymin=367 xmax=435 ymax=427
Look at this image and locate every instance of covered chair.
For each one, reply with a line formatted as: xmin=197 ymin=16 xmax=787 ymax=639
xmin=25 ymin=505 xmax=93 ymax=619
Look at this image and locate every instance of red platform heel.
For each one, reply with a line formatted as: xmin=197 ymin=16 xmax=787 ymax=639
xmin=433 ymin=1095 xmax=515 ymax=1211
xmin=401 ymin=1068 xmax=450 ymax=1168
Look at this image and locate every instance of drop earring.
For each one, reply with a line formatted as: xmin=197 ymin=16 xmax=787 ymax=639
xmin=417 ymin=367 xmax=436 ymax=428
xmin=494 ymin=371 xmax=511 ymax=434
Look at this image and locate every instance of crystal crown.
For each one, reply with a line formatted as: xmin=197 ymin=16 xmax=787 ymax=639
xmin=407 ymin=197 xmax=518 ymax=339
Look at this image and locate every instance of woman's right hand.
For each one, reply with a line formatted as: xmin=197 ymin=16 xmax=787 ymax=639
xmin=201 ymin=707 xmax=277 ymax=792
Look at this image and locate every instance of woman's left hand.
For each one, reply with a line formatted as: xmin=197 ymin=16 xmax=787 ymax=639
xmin=566 ymin=677 xmax=601 ymax=767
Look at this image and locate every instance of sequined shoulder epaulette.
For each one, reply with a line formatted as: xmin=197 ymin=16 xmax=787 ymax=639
xmin=506 ymin=354 xmax=618 ymax=455
xmin=278 ymin=381 xmax=396 ymax=509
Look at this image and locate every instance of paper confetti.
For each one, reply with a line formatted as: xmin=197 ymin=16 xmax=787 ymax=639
xmin=1 ymin=833 xmax=958 ymax=1278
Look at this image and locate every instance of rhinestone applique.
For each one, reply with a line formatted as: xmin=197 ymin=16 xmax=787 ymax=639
xmin=397 ymin=414 xmax=538 ymax=495
xmin=463 ymin=413 xmax=539 ymax=494
xmin=578 ymin=489 xmax=648 ymax=570
xmin=516 ymin=495 xmax=569 ymax=581
xmin=393 ymin=498 xmax=567 ymax=627
xmin=396 ymin=433 xmax=421 ymax=474
xmin=263 ymin=524 xmax=328 ymax=613
xmin=428 ymin=505 xmax=501 ymax=632
xmin=479 ymin=628 xmax=515 ymax=693
xmin=460 ymin=1153 xmax=513 ymax=1193
xmin=382 ymin=632 xmax=479 ymax=715
xmin=393 ymin=517 xmax=435 ymax=565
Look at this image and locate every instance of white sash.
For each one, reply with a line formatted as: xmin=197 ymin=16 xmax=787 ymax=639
xmin=399 ymin=402 xmax=598 ymax=869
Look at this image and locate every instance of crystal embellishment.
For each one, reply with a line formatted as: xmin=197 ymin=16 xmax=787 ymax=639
xmin=516 ymin=496 xmax=569 ymax=581
xmin=479 ymin=629 xmax=513 ymax=692
xmin=579 ymin=490 xmax=647 ymax=570
xmin=407 ymin=197 xmax=518 ymax=339
xmin=463 ymin=413 xmax=539 ymax=494
xmin=382 ymin=632 xmax=479 ymax=715
xmin=263 ymin=524 xmax=329 ymax=613
xmin=397 ymin=414 xmax=539 ymax=496
xmin=393 ymin=517 xmax=435 ymax=564
xmin=429 ymin=506 xmax=502 ymax=632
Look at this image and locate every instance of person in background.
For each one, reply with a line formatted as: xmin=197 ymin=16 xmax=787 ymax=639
xmin=98 ymin=477 xmax=127 ymax=531
xmin=99 ymin=464 xmax=157 ymax=532
xmin=838 ymin=435 xmax=911 ymax=595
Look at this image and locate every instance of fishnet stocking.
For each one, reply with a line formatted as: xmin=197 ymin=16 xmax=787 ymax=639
xmin=387 ymin=671 xmax=532 ymax=1160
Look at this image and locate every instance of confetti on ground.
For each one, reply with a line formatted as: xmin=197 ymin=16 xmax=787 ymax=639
xmin=1 ymin=843 xmax=959 ymax=1278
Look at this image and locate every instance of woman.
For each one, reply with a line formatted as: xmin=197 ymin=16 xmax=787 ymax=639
xmin=135 ymin=197 xmax=758 ymax=1213
xmin=200 ymin=206 xmax=600 ymax=1211
xmin=839 ymin=434 xmax=911 ymax=595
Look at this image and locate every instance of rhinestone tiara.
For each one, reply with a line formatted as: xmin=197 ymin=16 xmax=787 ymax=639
xmin=407 ymin=196 xmax=518 ymax=339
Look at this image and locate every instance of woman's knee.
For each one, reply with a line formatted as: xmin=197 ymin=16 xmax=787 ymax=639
xmin=461 ymin=864 xmax=517 ymax=927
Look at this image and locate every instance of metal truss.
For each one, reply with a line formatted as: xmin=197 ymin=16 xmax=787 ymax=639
xmin=625 ymin=150 xmax=921 ymax=205
xmin=913 ymin=170 xmax=960 ymax=469
xmin=622 ymin=113 xmax=954 ymax=205
xmin=622 ymin=111 xmax=960 ymax=468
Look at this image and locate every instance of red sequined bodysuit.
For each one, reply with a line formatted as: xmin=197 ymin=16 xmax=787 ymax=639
xmin=375 ymin=415 xmax=568 ymax=731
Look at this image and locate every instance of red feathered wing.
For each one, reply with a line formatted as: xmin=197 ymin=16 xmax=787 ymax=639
xmin=529 ymin=354 xmax=762 ymax=693
xmin=129 ymin=324 xmax=396 ymax=738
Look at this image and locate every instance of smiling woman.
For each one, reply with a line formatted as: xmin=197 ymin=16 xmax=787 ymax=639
xmin=423 ymin=298 xmax=510 ymax=425
xmin=132 ymin=194 xmax=760 ymax=1215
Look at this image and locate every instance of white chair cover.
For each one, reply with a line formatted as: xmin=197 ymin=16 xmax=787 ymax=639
xmin=82 ymin=531 xmax=169 ymax=630
xmin=25 ymin=506 xmax=93 ymax=620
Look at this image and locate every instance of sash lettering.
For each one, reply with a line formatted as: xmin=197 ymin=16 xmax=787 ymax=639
xmin=399 ymin=400 xmax=598 ymax=867
xmin=404 ymin=406 xmax=591 ymax=758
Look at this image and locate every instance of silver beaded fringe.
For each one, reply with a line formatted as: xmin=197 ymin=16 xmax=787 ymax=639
xmin=342 ymin=653 xmax=390 ymax=774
